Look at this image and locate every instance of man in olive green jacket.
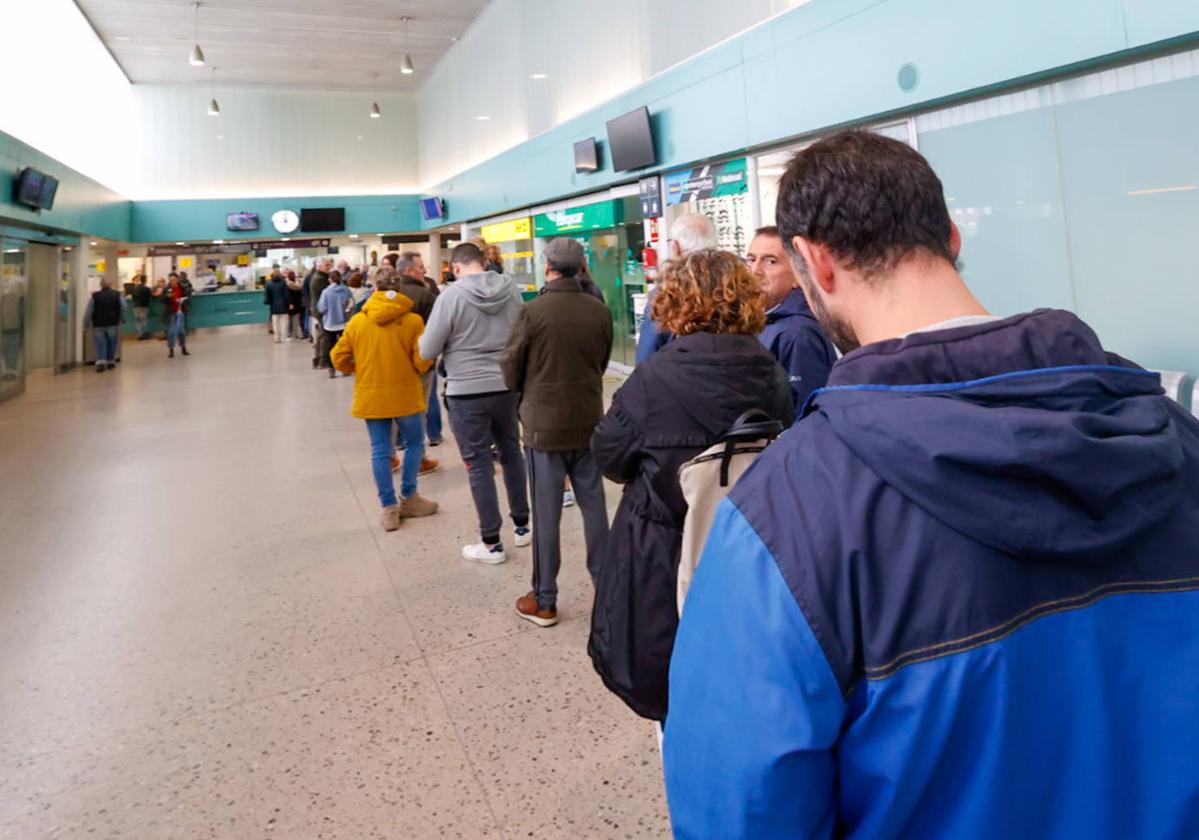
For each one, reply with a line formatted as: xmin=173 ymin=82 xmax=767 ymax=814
xmin=500 ymin=237 xmax=613 ymax=628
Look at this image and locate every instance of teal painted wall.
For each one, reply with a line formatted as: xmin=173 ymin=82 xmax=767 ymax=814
xmin=0 ymin=130 xmax=130 ymax=241
xmin=131 ymin=195 xmax=421 ymax=243
xmin=423 ymin=0 xmax=1199 ymax=227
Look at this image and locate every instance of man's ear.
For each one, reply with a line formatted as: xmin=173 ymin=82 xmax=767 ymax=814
xmin=791 ymin=237 xmax=837 ymax=295
xmin=948 ymin=220 xmax=962 ymax=261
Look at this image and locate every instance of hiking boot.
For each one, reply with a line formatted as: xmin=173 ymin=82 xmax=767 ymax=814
xmin=168 ymin=349 xmax=174 ymax=358
xmin=399 ymin=493 xmax=439 ymax=518
xmin=516 ymin=593 xmax=558 ymax=628
xmin=513 ymin=526 xmax=532 ymax=548
xmin=419 ymin=457 xmax=439 ymax=475
xmin=462 ymin=542 xmax=506 ymax=565
xmin=380 ymin=505 xmax=401 ymax=532
xmin=181 ymin=347 xmax=190 ymax=356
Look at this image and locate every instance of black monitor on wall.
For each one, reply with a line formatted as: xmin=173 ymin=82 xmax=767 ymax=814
xmin=574 ymin=138 xmax=599 ymax=173
xmin=38 ymin=175 xmax=59 ymax=210
xmin=300 ymin=207 xmax=346 ymax=232
xmin=14 ymin=167 xmax=45 ymax=209
xmin=606 ymin=107 xmax=656 ymax=172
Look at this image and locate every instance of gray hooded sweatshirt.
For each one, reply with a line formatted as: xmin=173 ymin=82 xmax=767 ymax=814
xmin=418 ymin=270 xmax=524 ymax=397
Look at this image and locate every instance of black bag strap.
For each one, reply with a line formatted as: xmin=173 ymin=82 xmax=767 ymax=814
xmin=716 ymin=410 xmax=785 ymax=486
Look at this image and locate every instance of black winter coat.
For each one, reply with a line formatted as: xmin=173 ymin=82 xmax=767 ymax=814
xmin=588 ymin=332 xmax=795 ymax=721
xmin=263 ymin=278 xmax=290 ymax=314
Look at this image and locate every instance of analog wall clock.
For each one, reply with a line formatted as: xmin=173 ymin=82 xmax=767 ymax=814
xmin=271 ymin=209 xmax=300 ymax=234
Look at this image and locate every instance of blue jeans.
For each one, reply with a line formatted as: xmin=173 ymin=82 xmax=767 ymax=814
xmin=92 ymin=326 xmax=119 ymax=363
xmin=367 ymin=415 xmax=424 ymax=507
xmin=425 ymin=372 xmax=443 ymax=443
xmin=167 ymin=312 xmax=187 ymax=349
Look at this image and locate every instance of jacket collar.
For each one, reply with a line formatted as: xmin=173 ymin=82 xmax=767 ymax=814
xmin=542 ymin=277 xmax=584 ymax=294
xmin=828 ymin=309 xmax=1123 ymax=388
xmin=766 ymin=288 xmax=817 ymax=323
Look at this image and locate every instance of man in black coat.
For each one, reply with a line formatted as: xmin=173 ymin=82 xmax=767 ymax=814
xmin=84 ymin=278 xmax=126 ymax=372
xmin=501 ymin=238 xmax=614 ymax=628
xmin=263 ymin=271 xmax=290 ymax=343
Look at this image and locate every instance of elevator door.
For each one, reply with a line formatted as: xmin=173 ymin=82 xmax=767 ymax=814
xmin=0 ymin=239 xmax=28 ymax=402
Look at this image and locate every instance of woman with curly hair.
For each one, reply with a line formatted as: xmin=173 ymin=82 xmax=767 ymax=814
xmin=588 ymin=248 xmax=794 ymax=724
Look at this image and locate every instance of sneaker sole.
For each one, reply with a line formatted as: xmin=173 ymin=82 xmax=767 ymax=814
xmin=515 ymin=607 xmax=559 ymax=628
xmin=463 ymin=550 xmax=507 ymax=565
xmin=419 ymin=465 xmax=440 ymax=475
xmin=513 ymin=535 xmax=532 ymax=548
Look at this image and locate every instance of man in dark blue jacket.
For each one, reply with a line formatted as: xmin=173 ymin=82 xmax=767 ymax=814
xmin=749 ymin=225 xmax=837 ymax=410
xmin=664 ymin=130 xmax=1199 ymax=839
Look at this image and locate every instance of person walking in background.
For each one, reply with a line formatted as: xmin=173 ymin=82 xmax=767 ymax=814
xmin=264 ymin=270 xmax=290 ymax=343
xmin=286 ymin=270 xmax=306 ymax=339
xmin=301 ymin=263 xmax=316 ymax=342
xmin=664 ymin=130 xmax=1199 ymax=839
xmin=635 ymin=213 xmax=718 ymax=365
xmin=317 ymin=271 xmax=353 ymax=378
xmin=748 ymin=224 xmax=838 ymax=410
xmin=128 ymin=274 xmax=152 ymax=340
xmin=177 ymin=271 xmax=194 ymax=336
xmin=483 ymin=243 xmax=505 ymax=275
xmin=419 ymin=242 xmax=530 ymax=565
xmin=501 ymin=237 xmax=613 ymax=628
xmin=84 ymin=278 xmax=126 ymax=372
xmin=331 ymin=273 xmax=439 ymax=532
xmin=163 ymin=272 xmax=190 ymax=359
xmin=589 ymin=248 xmax=793 ymax=725
xmin=395 ymin=254 xmax=444 ymax=462
xmin=309 ymin=259 xmax=332 ymax=369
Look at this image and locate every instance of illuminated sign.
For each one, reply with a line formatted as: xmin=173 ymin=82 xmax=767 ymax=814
xmin=481 ymin=218 xmax=532 ymax=243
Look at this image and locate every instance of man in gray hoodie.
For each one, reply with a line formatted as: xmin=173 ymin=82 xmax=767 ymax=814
xmin=419 ymin=242 xmax=531 ymax=564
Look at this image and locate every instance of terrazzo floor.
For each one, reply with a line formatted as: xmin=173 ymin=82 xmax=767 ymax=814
xmin=0 ymin=327 xmax=670 ymax=839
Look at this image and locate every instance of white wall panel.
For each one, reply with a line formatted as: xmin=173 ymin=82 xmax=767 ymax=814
xmin=2 ymin=0 xmax=135 ymax=193
xmin=130 ymin=86 xmax=419 ymax=199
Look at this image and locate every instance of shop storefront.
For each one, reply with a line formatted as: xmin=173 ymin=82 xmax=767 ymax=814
xmin=480 ymin=216 xmax=535 ymax=293
xmin=663 ymin=157 xmax=752 ymax=257
xmin=533 ymin=196 xmax=645 ymax=368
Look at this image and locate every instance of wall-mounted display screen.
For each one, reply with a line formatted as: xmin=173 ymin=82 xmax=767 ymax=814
xmin=606 ymin=107 xmax=656 ymax=172
xmin=14 ymin=168 xmax=46 ymax=209
xmin=226 ymin=212 xmax=260 ymax=231
xmin=574 ymin=138 xmax=599 ymax=173
xmin=38 ymin=175 xmax=59 ymax=210
xmin=420 ymin=197 xmax=446 ymax=221
xmin=300 ymin=207 xmax=346 ymax=232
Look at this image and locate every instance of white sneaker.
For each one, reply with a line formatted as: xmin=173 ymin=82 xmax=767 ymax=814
xmin=562 ymin=489 xmax=575 ymax=508
xmin=513 ymin=527 xmax=532 ymax=548
xmin=463 ymin=542 xmax=507 ymax=565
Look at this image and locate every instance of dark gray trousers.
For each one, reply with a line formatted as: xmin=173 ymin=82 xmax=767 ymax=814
xmin=446 ymin=392 xmax=530 ymax=544
xmin=526 ymin=447 xmax=609 ymax=610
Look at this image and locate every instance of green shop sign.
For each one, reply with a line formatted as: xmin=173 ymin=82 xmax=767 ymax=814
xmin=664 ymin=158 xmax=748 ymax=205
xmin=534 ymin=200 xmax=622 ymax=236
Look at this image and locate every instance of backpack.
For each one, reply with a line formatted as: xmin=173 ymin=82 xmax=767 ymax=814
xmin=676 ymin=409 xmax=785 ymax=615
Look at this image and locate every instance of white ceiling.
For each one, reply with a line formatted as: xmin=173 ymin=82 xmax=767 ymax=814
xmin=73 ymin=0 xmax=490 ymax=91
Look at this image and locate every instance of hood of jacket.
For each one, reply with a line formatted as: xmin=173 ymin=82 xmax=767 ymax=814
xmin=362 ymin=290 xmax=413 ymax=325
xmin=766 ymin=288 xmax=820 ymax=325
xmin=812 ymin=309 xmax=1187 ymax=561
xmin=454 ymin=270 xmax=520 ymax=315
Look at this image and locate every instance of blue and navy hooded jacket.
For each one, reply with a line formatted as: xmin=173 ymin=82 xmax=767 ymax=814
xmin=664 ymin=309 xmax=1199 ymax=840
xmin=758 ymin=288 xmax=838 ymax=410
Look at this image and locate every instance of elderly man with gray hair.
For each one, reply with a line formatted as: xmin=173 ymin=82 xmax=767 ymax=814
xmin=84 ymin=277 xmax=126 ymax=372
xmin=309 ymin=258 xmax=333 ymax=369
xmin=635 ymin=212 xmax=717 ymax=365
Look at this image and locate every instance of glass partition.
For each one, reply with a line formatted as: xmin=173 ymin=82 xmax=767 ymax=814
xmin=0 ymin=239 xmax=29 ymax=402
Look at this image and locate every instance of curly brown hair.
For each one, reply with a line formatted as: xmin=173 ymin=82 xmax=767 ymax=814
xmin=652 ymin=249 xmax=766 ymax=336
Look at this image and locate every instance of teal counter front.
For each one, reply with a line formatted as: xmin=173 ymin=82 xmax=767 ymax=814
xmin=123 ymin=290 xmax=269 ymax=335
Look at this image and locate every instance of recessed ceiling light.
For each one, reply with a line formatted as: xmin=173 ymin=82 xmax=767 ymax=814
xmin=216 ymin=134 xmax=224 ymax=140
xmin=530 ymin=73 xmax=549 ymax=80
xmin=213 ymin=239 xmax=225 ymax=244
xmin=90 ymin=241 xmax=98 ymax=246
xmin=349 ymin=234 xmax=359 ymax=239
xmin=281 ymin=237 xmax=290 ymax=242
xmin=357 ymin=135 xmax=363 ymax=140
xmin=475 ymin=115 xmax=491 ymax=121
xmin=175 ymin=241 xmax=186 ymax=246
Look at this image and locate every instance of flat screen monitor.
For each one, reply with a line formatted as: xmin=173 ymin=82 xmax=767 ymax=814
xmin=606 ymin=107 xmax=656 ymax=172
xmin=300 ymin=207 xmax=346 ymax=232
xmin=574 ymin=138 xmax=599 ymax=173
xmin=420 ymin=197 xmax=445 ymax=221
xmin=38 ymin=174 xmax=59 ymax=210
xmin=15 ymin=168 xmax=45 ymax=209
xmin=226 ymin=211 xmax=260 ymax=232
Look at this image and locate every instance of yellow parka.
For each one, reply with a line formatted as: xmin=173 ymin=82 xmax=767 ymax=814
xmin=331 ymin=291 xmax=434 ymax=419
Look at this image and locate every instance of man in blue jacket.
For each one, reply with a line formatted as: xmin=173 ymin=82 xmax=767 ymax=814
xmin=749 ymin=225 xmax=837 ymax=410
xmin=664 ymin=130 xmax=1199 ymax=839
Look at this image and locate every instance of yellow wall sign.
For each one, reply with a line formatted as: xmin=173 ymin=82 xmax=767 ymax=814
xmin=481 ymin=217 xmax=532 ymax=243
xmin=237 ymin=255 xmax=250 ymax=266
xmin=96 ymin=260 xmax=107 ymax=274
xmin=179 ymin=256 xmax=194 ymax=269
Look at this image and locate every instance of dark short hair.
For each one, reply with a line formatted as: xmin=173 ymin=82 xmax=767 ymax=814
xmin=776 ymin=131 xmax=954 ymax=277
xmin=451 ymin=242 xmax=484 ymax=266
xmin=754 ymin=225 xmax=780 ymax=238
xmin=169 ymin=272 xmax=179 ymax=279
xmin=546 ymin=260 xmax=579 ymax=278
xmin=382 ymin=252 xmax=400 ymax=267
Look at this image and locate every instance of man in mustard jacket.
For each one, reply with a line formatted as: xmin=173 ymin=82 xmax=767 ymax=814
xmin=332 ymin=274 xmax=439 ymax=532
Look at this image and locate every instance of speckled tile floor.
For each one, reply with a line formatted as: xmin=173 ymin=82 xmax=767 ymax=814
xmin=0 ymin=328 xmax=669 ymax=839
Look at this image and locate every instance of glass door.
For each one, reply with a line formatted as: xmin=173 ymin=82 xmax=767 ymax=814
xmin=55 ymin=246 xmax=76 ymax=372
xmin=0 ymin=238 xmax=29 ymax=402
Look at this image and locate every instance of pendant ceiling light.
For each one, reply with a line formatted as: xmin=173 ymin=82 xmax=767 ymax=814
xmin=400 ymin=17 xmax=415 ymax=74
xmin=208 ymin=66 xmax=221 ymax=116
xmin=370 ymin=73 xmax=382 ymax=118
xmin=188 ymin=2 xmax=206 ymax=66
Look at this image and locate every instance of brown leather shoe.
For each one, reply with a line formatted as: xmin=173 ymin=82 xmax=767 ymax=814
xmin=399 ymin=492 xmax=439 ymax=519
xmin=515 ymin=593 xmax=558 ymax=628
xmin=380 ymin=505 xmax=401 ymax=532
xmin=419 ymin=457 xmax=440 ymax=475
